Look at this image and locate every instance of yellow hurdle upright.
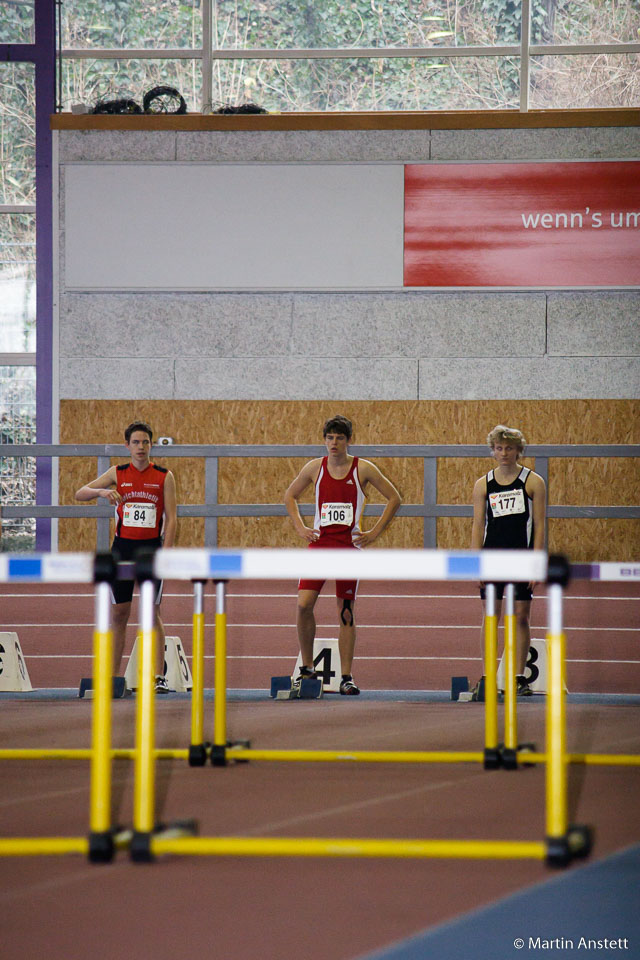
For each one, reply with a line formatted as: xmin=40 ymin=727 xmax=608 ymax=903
xmin=546 ymin=584 xmax=567 ymax=841
xmin=483 ymin=583 xmax=499 ymax=768
xmin=212 ymin=581 xmax=228 ymax=766
xmin=543 ymin=562 xmax=592 ymax=867
xmin=189 ymin=580 xmax=207 ymax=766
xmin=89 ymin=581 xmax=114 ymax=850
xmin=132 ymin=578 xmax=157 ymax=859
xmin=502 ymin=583 xmax=518 ymax=761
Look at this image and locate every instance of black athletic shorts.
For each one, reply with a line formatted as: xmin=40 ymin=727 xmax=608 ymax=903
xmin=110 ymin=536 xmax=163 ymax=605
xmin=480 ymin=582 xmax=533 ymax=603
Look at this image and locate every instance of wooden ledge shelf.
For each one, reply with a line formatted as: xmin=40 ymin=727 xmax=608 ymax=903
xmin=51 ymin=107 xmax=639 ymax=132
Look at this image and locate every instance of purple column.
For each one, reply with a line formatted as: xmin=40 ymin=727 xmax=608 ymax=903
xmin=34 ymin=0 xmax=56 ymax=550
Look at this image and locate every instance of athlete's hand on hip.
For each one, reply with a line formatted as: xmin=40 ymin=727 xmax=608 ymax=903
xmin=101 ymin=488 xmax=121 ymax=505
xmin=299 ymin=526 xmax=319 ymax=544
xmin=352 ymin=529 xmax=377 ymax=548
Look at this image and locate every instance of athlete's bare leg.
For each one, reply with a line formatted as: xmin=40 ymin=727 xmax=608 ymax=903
xmin=154 ymin=608 xmax=166 ymax=677
xmin=515 ymin=600 xmax=532 ymax=676
xmin=296 ymin=589 xmax=320 ymax=668
xmin=111 ymin=601 xmax=131 ymax=674
xmin=337 ymin=597 xmax=356 ymax=676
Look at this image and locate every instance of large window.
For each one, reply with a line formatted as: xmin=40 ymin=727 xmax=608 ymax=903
xmin=0 ymin=0 xmax=34 ymax=44
xmin=0 ymin=366 xmax=36 ymax=552
xmin=0 ymin=60 xmax=37 ymax=552
xmin=58 ymin=0 xmax=640 ymax=113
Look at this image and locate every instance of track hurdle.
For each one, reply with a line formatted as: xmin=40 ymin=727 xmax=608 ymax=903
xmin=159 ymin=548 xmax=549 ymax=770
xmin=504 ymin=561 xmax=640 ymax=771
xmin=0 ymin=551 xmax=195 ymax=862
xmin=0 ymin=554 xmax=193 ymax=766
xmin=0 ymin=552 xmax=116 ymax=860
xmin=136 ymin=546 xmax=591 ymax=866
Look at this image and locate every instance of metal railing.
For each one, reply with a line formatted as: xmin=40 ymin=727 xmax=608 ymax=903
xmin=1 ymin=443 xmax=639 ymax=550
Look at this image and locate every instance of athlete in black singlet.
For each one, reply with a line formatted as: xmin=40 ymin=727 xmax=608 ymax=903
xmin=471 ymin=425 xmax=546 ymax=696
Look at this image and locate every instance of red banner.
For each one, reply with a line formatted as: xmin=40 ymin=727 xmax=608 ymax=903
xmin=404 ymin=161 xmax=640 ymax=287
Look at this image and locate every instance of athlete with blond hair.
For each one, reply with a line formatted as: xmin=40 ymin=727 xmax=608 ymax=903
xmin=471 ymin=424 xmax=546 ymax=697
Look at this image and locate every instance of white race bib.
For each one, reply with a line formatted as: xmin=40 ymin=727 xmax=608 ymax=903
xmin=122 ymin=502 xmax=157 ymax=528
xmin=320 ymin=502 xmax=353 ymax=526
xmin=489 ymin=488 xmax=526 ymax=518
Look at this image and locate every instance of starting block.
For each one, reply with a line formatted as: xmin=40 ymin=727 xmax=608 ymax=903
xmin=292 ymin=638 xmax=341 ymax=693
xmin=0 ymin=632 xmax=32 ymax=692
xmin=79 ymin=676 xmax=128 ymax=699
xmin=450 ymin=676 xmax=469 ymax=701
xmin=125 ymin=634 xmax=192 ymax=693
xmin=270 ymin=675 xmax=323 ymax=700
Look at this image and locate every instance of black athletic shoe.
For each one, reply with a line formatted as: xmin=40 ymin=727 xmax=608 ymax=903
xmin=155 ymin=675 xmax=170 ymax=694
xmin=292 ymin=665 xmax=318 ymax=697
xmin=339 ymin=676 xmax=360 ymax=696
xmin=516 ymin=675 xmax=533 ymax=697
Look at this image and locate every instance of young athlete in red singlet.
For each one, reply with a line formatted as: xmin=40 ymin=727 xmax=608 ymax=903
xmin=76 ymin=421 xmax=177 ymax=691
xmin=285 ymin=415 xmax=401 ymax=696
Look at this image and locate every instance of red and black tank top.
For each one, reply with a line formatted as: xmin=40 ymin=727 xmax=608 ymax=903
xmin=115 ymin=462 xmax=167 ymax=540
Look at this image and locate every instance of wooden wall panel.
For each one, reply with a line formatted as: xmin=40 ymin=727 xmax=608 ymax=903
xmin=548 ymin=519 xmax=640 ymax=563
xmin=59 ymin=399 xmax=639 ymax=560
xmin=550 ymin=458 xmax=640 ymax=505
xmin=218 ymin=516 xmax=422 ymax=549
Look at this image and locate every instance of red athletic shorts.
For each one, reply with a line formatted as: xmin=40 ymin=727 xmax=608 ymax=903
xmin=298 ymin=537 xmax=359 ymax=601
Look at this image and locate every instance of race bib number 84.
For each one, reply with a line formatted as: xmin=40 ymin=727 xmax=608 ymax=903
xmin=123 ymin=502 xmax=157 ymax=528
xmin=489 ymin=489 xmax=526 ymax=518
xmin=320 ymin=502 xmax=353 ymax=526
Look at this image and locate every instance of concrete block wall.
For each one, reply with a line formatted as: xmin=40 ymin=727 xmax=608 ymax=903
xmin=56 ymin=125 xmax=640 ymax=403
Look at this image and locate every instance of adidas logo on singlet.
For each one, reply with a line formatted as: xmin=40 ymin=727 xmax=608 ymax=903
xmin=346 ymin=479 xmax=354 ymax=485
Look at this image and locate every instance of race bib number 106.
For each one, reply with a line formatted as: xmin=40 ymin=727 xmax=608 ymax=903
xmin=320 ymin=502 xmax=353 ymax=526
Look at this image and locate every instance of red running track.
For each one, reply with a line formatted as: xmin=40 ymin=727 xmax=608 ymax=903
xmin=1 ymin=578 xmax=638 ymax=693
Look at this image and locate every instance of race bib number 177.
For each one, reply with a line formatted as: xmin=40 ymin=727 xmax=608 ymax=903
xmin=489 ymin=489 xmax=526 ymax=518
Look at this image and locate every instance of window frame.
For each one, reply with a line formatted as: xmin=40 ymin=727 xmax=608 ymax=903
xmin=57 ymin=0 xmax=640 ymax=113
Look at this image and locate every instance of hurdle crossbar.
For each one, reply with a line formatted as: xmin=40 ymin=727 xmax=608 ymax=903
xmin=153 ymin=547 xmax=548 ymax=583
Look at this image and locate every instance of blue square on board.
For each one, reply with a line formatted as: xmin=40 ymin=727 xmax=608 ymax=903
xmin=447 ymin=554 xmax=480 ymax=579
xmin=8 ymin=557 xmax=43 ymax=580
xmin=208 ymin=553 xmax=243 ymax=576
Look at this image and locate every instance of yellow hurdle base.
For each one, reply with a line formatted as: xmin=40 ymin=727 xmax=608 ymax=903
xmin=151 ymin=835 xmax=547 ymax=860
xmin=1 ymin=748 xmax=638 ymax=766
xmin=225 ymin=748 xmax=485 ymax=763
xmin=0 ymin=837 xmax=89 ymax=856
xmin=0 ymin=748 xmax=189 ymax=760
